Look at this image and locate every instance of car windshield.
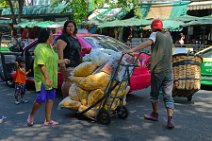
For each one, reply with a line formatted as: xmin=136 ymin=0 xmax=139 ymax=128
xmin=201 ymin=48 xmax=212 ymax=58
xmin=82 ymin=35 xmax=130 ymax=51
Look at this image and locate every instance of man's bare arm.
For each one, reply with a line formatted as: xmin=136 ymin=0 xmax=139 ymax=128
xmin=127 ymin=39 xmax=153 ymax=53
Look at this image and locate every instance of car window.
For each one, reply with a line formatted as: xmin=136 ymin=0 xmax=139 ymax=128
xmin=82 ymin=36 xmax=129 ymax=51
xmin=201 ymin=48 xmax=212 ymax=58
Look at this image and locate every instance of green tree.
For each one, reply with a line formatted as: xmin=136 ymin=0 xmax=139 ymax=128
xmin=0 ymin=0 xmax=24 ymax=24
xmin=0 ymin=0 xmax=9 ymax=8
xmin=51 ymin=0 xmax=141 ymax=24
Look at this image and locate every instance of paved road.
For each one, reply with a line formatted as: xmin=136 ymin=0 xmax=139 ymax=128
xmin=0 ymin=81 xmax=212 ymax=141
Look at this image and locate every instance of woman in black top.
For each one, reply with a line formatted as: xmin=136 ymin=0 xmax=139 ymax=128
xmin=56 ymin=20 xmax=82 ymax=98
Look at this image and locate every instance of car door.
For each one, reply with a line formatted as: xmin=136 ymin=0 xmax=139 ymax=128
xmin=199 ymin=47 xmax=212 ymax=86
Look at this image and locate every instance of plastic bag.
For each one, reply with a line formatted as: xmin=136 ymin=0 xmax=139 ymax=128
xmin=87 ymin=89 xmax=104 ymax=106
xmin=105 ymin=52 xmax=136 ymax=81
xmin=69 ymin=83 xmax=80 ymax=101
xmin=58 ymin=96 xmax=81 ymax=110
xmin=79 ymin=72 xmax=110 ymax=91
xmin=73 ymin=62 xmax=97 ymax=77
xmin=83 ymin=54 xmax=91 ymax=62
xmin=89 ymin=49 xmax=111 ymax=66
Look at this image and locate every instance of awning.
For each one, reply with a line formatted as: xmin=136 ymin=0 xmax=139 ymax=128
xmin=187 ymin=1 xmax=212 ymax=11
xmin=0 ymin=18 xmax=29 ymax=24
xmin=139 ymin=1 xmax=189 ymax=19
xmin=47 ymin=22 xmax=64 ymax=28
xmin=15 ymin=20 xmax=56 ymax=28
xmin=98 ymin=18 xmax=184 ymax=31
xmin=1 ymin=3 xmax=71 ymax=16
xmin=169 ymin=14 xmax=199 ymax=23
xmin=15 ymin=20 xmax=39 ymax=28
xmin=98 ymin=18 xmax=152 ymax=28
xmin=182 ymin=18 xmax=212 ymax=27
xmin=0 ymin=18 xmax=12 ymax=24
xmin=143 ymin=20 xmax=185 ymax=31
xmin=88 ymin=8 xmax=128 ymax=22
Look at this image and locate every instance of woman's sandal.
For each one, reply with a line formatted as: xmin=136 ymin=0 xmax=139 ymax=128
xmin=27 ymin=114 xmax=34 ymax=127
xmin=44 ymin=120 xmax=59 ymax=126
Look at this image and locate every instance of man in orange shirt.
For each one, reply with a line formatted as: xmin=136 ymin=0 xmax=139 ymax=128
xmin=15 ymin=57 xmax=31 ymax=105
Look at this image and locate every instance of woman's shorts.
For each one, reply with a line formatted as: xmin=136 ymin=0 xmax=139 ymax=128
xmin=35 ymin=84 xmax=56 ymax=104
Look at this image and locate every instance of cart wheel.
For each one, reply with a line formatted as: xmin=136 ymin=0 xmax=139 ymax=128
xmin=117 ymin=106 xmax=128 ymax=119
xmin=96 ymin=109 xmax=111 ymax=125
xmin=187 ymin=95 xmax=192 ymax=102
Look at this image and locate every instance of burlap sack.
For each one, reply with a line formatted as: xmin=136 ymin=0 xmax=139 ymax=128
xmin=73 ymin=62 xmax=97 ymax=77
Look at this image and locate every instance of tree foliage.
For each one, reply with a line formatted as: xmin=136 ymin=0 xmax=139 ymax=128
xmin=51 ymin=0 xmax=141 ymax=24
xmin=0 ymin=0 xmax=24 ymax=33
xmin=0 ymin=0 xmax=9 ymax=8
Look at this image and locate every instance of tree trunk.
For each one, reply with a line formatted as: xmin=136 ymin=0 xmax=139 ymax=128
xmin=18 ymin=0 xmax=23 ymax=23
xmin=8 ymin=0 xmax=17 ymax=25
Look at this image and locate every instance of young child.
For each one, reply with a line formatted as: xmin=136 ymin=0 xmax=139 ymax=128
xmin=14 ymin=57 xmax=31 ymax=105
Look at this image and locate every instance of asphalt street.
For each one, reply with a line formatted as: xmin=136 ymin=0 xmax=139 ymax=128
xmin=0 ymin=81 xmax=212 ymax=141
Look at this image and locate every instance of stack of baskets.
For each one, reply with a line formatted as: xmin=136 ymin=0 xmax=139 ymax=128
xmin=172 ymin=53 xmax=202 ymax=101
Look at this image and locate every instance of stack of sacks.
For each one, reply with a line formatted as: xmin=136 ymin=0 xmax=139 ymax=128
xmin=59 ymin=51 xmax=133 ymax=118
xmin=83 ymin=49 xmax=111 ymax=66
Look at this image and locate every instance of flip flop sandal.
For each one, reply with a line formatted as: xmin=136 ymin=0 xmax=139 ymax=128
xmin=27 ymin=114 xmax=34 ymax=127
xmin=44 ymin=120 xmax=59 ymax=126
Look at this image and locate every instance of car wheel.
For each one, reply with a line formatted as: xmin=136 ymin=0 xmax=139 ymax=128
xmin=6 ymin=80 xmax=15 ymax=88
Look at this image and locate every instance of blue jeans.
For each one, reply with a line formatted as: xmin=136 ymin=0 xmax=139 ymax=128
xmin=150 ymin=71 xmax=174 ymax=109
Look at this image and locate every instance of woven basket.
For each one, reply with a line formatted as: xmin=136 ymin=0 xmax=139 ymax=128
xmin=172 ymin=53 xmax=202 ymax=98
